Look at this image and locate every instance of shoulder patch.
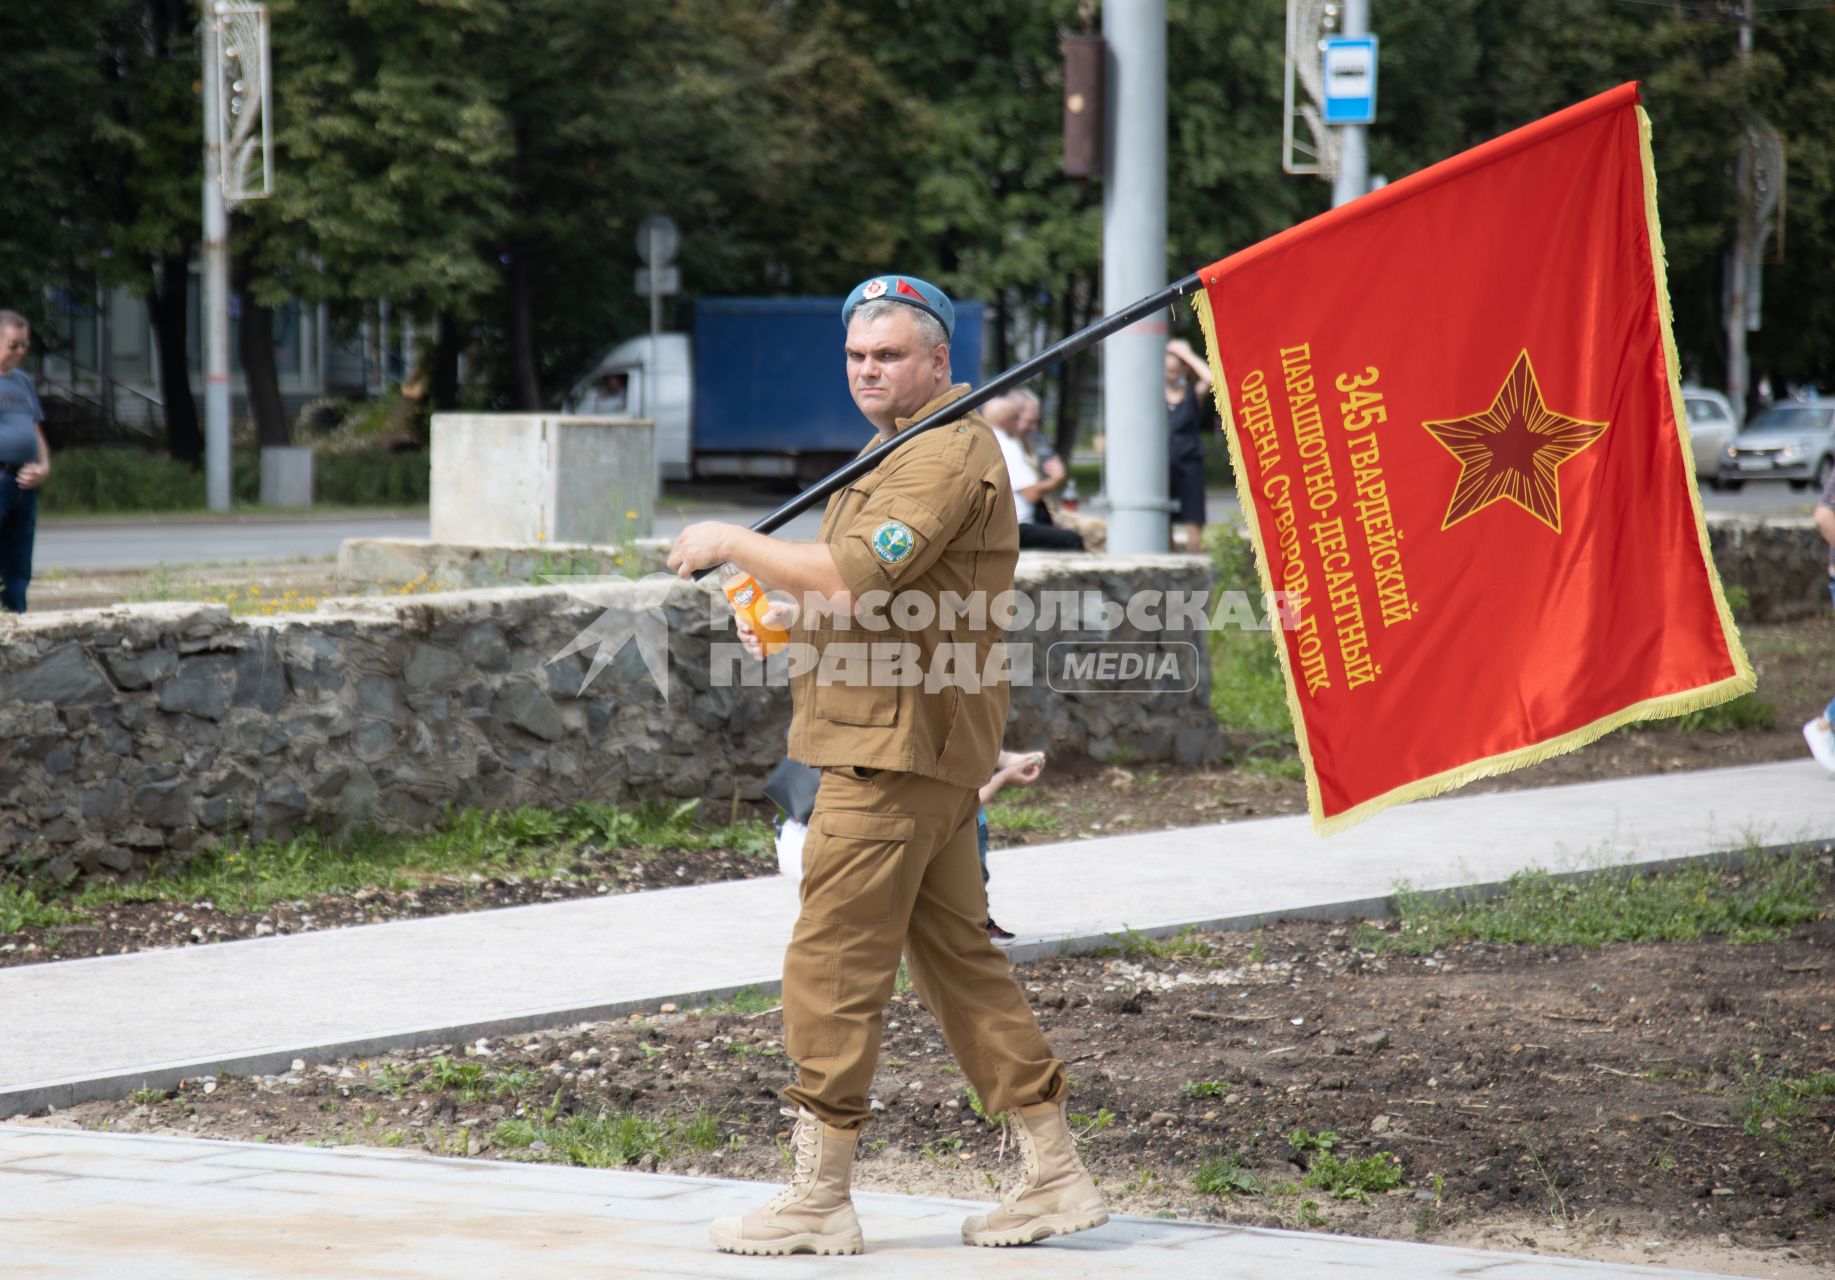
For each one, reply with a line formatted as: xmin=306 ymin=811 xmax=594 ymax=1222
xmin=870 ymin=520 xmax=916 ymax=564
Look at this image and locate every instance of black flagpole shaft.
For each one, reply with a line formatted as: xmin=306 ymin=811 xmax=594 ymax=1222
xmin=692 ymin=271 xmax=1205 ymax=577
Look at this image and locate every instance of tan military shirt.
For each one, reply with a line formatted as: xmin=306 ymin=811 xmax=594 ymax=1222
xmin=786 ymin=384 xmax=1019 ymax=789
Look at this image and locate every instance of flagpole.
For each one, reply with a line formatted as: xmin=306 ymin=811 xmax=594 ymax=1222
xmin=695 ymin=272 xmax=1205 ymax=574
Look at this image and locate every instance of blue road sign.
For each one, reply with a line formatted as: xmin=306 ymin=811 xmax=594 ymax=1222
xmin=1322 ymin=36 xmax=1379 ymax=126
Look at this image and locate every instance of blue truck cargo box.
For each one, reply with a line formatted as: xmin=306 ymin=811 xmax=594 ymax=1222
xmin=688 ymin=297 xmax=984 ymax=455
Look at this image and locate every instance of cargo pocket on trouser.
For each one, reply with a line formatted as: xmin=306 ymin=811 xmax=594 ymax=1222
xmin=800 ymin=809 xmax=916 ymax=925
xmin=784 ymin=808 xmax=919 ymax=1073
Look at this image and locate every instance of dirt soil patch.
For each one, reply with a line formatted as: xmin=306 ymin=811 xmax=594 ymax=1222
xmin=30 ymin=558 xmax=344 ymax=613
xmin=22 ymin=874 xmax=1832 ymax=1279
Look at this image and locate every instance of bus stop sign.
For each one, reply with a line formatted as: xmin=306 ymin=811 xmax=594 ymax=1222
xmin=1322 ymin=36 xmax=1378 ymax=125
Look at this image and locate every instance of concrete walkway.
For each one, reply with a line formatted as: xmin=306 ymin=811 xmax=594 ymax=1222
xmin=4 ymin=760 xmax=1829 ymax=1117
xmin=0 ymin=1126 xmax=1751 ymax=1279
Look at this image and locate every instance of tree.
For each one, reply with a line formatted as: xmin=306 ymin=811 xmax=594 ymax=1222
xmin=481 ymin=0 xmax=910 ymax=406
xmin=97 ymin=0 xmax=206 ymax=464
xmin=0 ymin=0 xmax=204 ymax=463
xmin=246 ymin=0 xmax=515 ymax=425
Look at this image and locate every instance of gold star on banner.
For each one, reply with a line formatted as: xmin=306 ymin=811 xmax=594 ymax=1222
xmin=1422 ymin=351 xmax=1608 ymax=533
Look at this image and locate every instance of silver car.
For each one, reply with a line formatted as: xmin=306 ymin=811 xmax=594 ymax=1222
xmin=1681 ymin=388 xmax=1736 ymax=482
xmin=1716 ymin=400 xmax=1835 ymax=492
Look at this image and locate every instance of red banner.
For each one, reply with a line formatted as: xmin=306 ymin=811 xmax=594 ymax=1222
xmin=1196 ymin=83 xmax=1752 ymax=830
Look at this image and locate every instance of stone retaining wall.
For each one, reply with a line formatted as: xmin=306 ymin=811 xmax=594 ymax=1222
xmin=0 ymin=556 xmax=1222 ymax=881
xmin=1704 ymin=516 xmax=1828 ymax=622
xmin=341 ymin=513 xmax=1831 ymax=624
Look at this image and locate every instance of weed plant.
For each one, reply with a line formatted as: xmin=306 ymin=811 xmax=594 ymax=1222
xmin=1301 ymin=1149 xmax=1404 ymax=1202
xmin=1194 ymin=1153 xmax=1264 ymax=1196
xmin=1099 ymin=924 xmax=1214 ymax=961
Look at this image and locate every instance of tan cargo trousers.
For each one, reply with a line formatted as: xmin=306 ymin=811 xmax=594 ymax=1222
xmin=781 ymin=766 xmax=1067 ymax=1130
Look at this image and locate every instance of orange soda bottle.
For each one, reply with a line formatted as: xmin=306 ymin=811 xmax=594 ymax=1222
xmin=720 ymin=563 xmax=790 ymax=655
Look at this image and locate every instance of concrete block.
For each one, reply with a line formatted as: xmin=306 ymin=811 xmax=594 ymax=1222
xmin=429 ymin=415 xmax=655 ymax=546
xmin=258 ymin=447 xmax=314 ymax=509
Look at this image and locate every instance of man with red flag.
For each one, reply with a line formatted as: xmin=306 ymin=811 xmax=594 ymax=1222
xmin=1196 ymin=83 xmax=1751 ymax=830
xmin=668 ymin=275 xmax=1107 ymax=1255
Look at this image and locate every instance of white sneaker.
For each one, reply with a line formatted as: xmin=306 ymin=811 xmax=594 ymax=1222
xmin=1802 ymin=718 xmax=1835 ymax=774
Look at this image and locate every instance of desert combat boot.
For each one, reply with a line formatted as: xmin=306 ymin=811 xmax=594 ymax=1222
xmin=962 ymin=1098 xmax=1109 ymax=1246
xmin=709 ymin=1108 xmax=865 ymax=1256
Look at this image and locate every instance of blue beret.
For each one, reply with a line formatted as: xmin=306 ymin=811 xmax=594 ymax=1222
xmin=842 ymin=274 xmax=955 ymax=341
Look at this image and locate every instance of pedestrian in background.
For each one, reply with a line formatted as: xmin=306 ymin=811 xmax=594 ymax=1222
xmin=1165 ymin=336 xmax=1212 ymax=555
xmin=0 ymin=311 xmax=50 ymax=614
xmin=976 ymin=748 xmax=1046 ymax=941
xmin=1802 ymin=466 xmax=1835 ymax=772
xmin=986 ymin=392 xmax=1082 ymax=550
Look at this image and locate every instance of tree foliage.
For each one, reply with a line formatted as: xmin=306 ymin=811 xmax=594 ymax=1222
xmin=2 ymin=0 xmax=1831 ymax=449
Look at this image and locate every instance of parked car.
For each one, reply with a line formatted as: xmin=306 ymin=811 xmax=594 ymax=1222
xmin=1680 ymin=387 xmax=1735 ymax=483
xmin=1716 ymin=400 xmax=1835 ymax=492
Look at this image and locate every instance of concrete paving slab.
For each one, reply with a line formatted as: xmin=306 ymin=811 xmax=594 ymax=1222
xmin=3 ymin=760 xmax=1829 ymax=1116
xmin=0 ymin=1126 xmax=1748 ymax=1280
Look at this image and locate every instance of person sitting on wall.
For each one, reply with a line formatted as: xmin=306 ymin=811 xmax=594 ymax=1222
xmin=985 ymin=393 xmax=1083 ymax=550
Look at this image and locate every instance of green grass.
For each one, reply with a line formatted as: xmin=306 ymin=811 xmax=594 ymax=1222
xmin=982 ymin=798 xmax=1059 ymax=836
xmin=2 ymin=800 xmax=773 ymax=923
xmin=492 ymin=1106 xmax=725 ymax=1168
xmin=1359 ymin=852 xmax=1829 ymax=954
xmin=1738 ymin=1062 xmax=1835 ymax=1140
xmin=1181 ymin=1079 xmax=1228 ymax=1099
xmin=37 ymin=445 xmax=430 ymax=515
xmin=1194 ymin=1153 xmax=1264 ymax=1196
xmin=0 ymin=877 xmax=75 ymax=932
xmin=699 ymin=986 xmax=779 ymax=1015
xmin=1205 ymin=524 xmax=1295 ymax=739
xmin=1238 ymin=752 xmax=1304 ymax=782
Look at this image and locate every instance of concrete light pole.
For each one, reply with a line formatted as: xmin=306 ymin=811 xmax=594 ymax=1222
xmin=1331 ymin=0 xmax=1371 ymax=209
xmin=201 ymin=6 xmax=232 ymax=511
xmin=1725 ymin=0 xmax=1755 ymax=426
xmin=1101 ymin=0 xmax=1170 ymax=555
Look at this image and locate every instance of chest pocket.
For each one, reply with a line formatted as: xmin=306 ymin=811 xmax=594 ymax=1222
xmin=816 ymin=681 xmax=896 ymax=726
xmin=825 ymin=470 xmax=886 ymax=535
